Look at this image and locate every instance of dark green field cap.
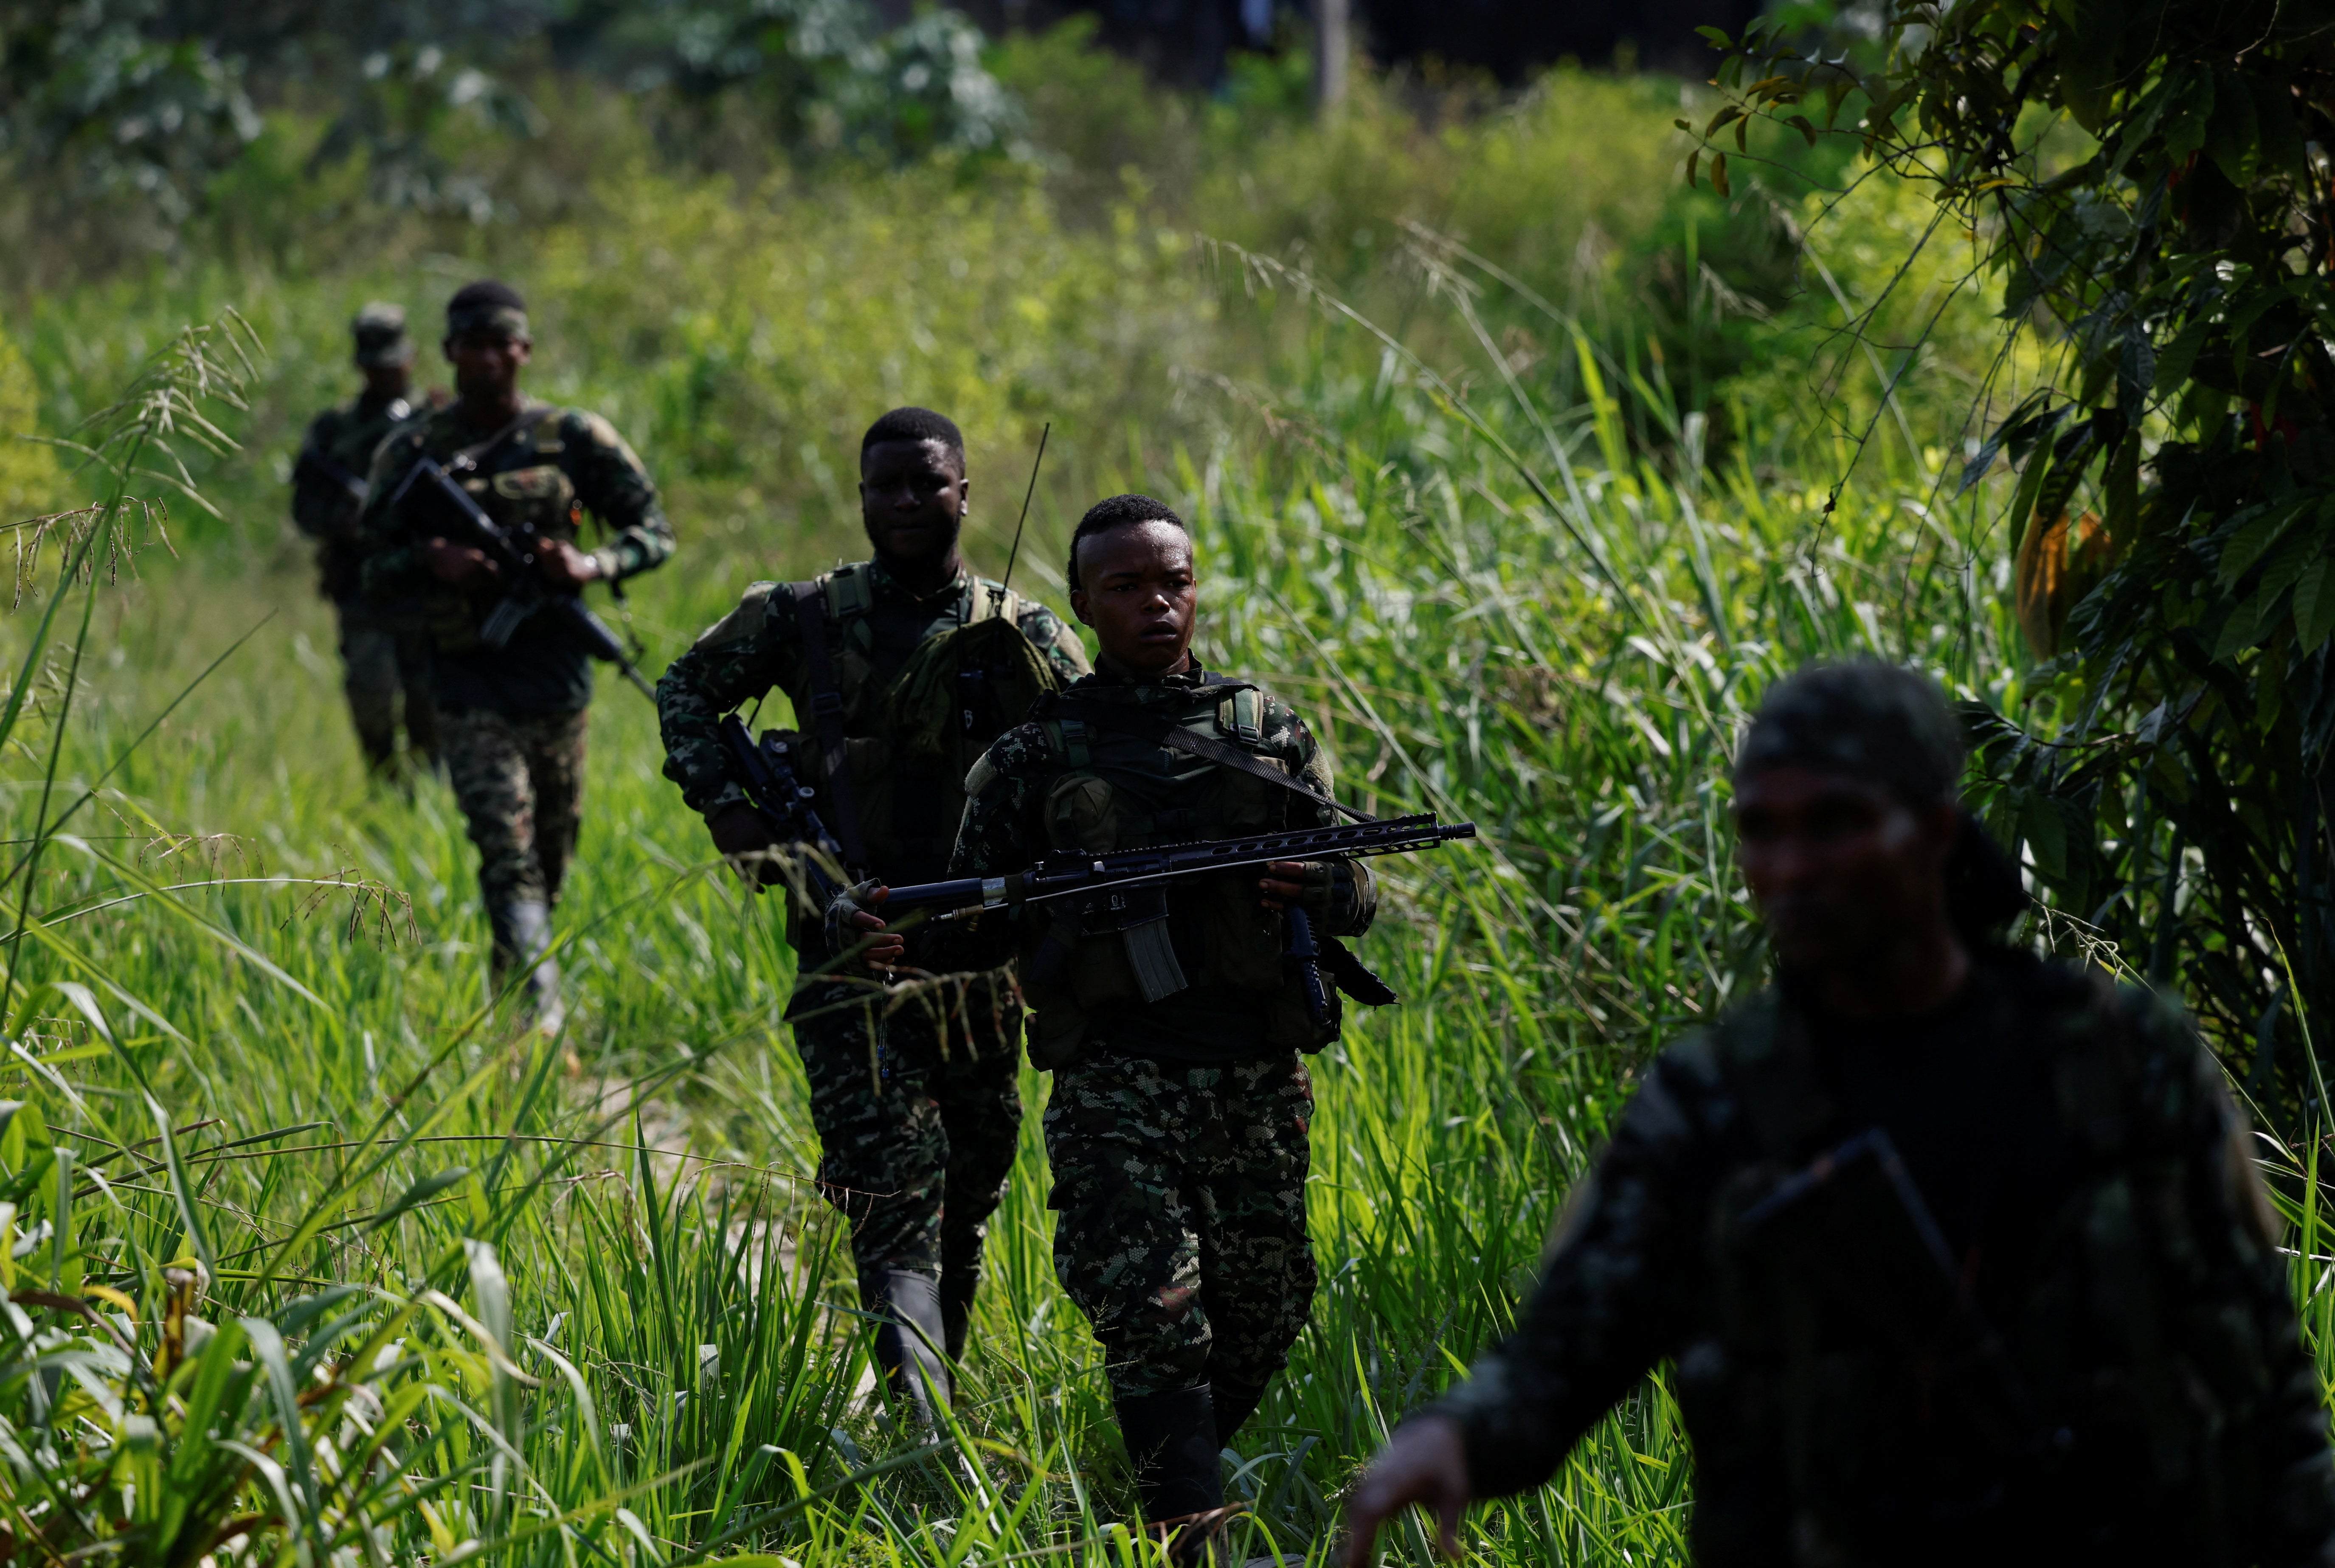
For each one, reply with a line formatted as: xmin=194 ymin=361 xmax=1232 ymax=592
xmin=1734 ymin=660 xmax=1965 ymax=805
xmin=352 ymin=302 xmax=415 ymax=367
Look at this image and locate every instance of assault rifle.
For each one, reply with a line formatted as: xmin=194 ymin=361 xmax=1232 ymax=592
xmin=384 ymin=454 xmax=656 ymax=701
xmin=865 ymin=812 xmax=1475 ymax=1025
xmin=717 ymin=714 xmax=851 ymax=901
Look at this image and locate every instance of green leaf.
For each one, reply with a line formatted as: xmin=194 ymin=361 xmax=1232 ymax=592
xmin=2256 ymin=527 xmax=2319 ymax=602
xmin=2153 ymin=315 xmax=2212 ymax=396
xmin=2216 ymin=503 xmax=2298 ymax=587
xmin=2295 ymin=557 xmax=2335 ymax=652
xmin=2213 ymin=583 xmax=2280 ymax=661
xmin=2160 ymin=68 xmax=2214 ymax=163
xmin=367 ymin=1166 xmax=473 ymax=1231
xmin=2205 ymin=66 xmax=2259 ymax=182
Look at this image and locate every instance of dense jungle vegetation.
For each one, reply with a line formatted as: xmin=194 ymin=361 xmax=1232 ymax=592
xmin=2 ymin=0 xmax=2330 ymax=1562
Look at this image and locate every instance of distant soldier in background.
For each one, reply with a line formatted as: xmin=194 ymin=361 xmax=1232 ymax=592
xmin=1342 ymin=662 xmax=2335 ymax=1568
xmin=290 ymin=303 xmax=439 ymax=776
xmin=360 ymin=281 xmax=675 ymax=1028
xmin=657 ymin=406 xmax=1088 ymax=1422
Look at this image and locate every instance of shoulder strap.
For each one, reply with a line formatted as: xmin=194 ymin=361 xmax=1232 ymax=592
xmin=450 ymin=402 xmax=553 ymax=468
xmin=792 ymin=580 xmax=868 ymax=868
xmin=1039 ymin=694 xmax=1373 ymax=823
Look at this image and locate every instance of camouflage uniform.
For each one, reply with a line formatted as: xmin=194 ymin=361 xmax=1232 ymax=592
xmin=1427 ymin=949 xmax=2335 ymax=1567
xmin=360 ymin=402 xmax=673 ymax=914
xmin=658 ymin=558 xmax=1087 ymax=1310
xmin=291 ymin=390 xmax=437 ymax=770
xmin=940 ymin=662 xmax=1376 ymax=1404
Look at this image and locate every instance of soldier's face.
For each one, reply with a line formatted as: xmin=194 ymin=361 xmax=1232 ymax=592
xmin=1071 ymin=521 xmax=1198 ymax=676
xmin=1733 ymin=765 xmax=1958 ymax=972
xmin=445 ymin=331 xmax=531 ymax=403
xmin=860 ymin=439 xmax=968 ymax=565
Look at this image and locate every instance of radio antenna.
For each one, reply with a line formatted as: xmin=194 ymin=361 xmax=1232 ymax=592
xmin=999 ymin=422 xmax=1049 ymax=596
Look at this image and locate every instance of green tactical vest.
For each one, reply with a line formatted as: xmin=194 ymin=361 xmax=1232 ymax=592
xmin=1008 ymin=680 xmax=1341 ymax=1068
xmin=771 ymin=564 xmax=1069 ymax=945
xmin=424 ymin=409 xmax=591 ymax=655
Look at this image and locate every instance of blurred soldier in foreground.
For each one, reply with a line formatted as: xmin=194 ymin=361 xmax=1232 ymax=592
xmin=849 ymin=495 xmax=1377 ymax=1560
xmin=656 ymin=407 xmax=1087 ymax=1419
xmin=360 ymin=281 xmax=675 ymax=1028
xmin=1343 ymin=661 xmax=2335 ymax=1568
xmin=290 ymin=303 xmax=439 ymax=776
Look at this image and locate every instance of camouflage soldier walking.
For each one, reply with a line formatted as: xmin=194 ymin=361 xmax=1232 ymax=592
xmin=657 ymin=407 xmax=1088 ymax=1418
xmin=1344 ymin=662 xmax=2335 ymax=1568
xmin=851 ymin=494 xmax=1377 ymax=1557
xmin=290 ymin=303 xmax=439 ymax=776
xmin=360 ymin=281 xmax=675 ymax=1027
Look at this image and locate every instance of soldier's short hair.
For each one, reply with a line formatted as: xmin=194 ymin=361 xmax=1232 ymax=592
xmin=1067 ymin=494 xmax=1187 ymax=590
xmin=860 ymin=407 xmax=965 ymax=467
xmin=446 ymin=280 xmax=529 ymax=342
xmin=1735 ymin=660 xmax=1965 ymax=805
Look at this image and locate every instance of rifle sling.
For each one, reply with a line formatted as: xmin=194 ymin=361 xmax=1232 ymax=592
xmin=1042 ymin=696 xmax=1374 ymax=823
xmin=793 ymin=581 xmax=869 ymax=871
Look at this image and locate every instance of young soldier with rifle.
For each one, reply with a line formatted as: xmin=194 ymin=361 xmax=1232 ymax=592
xmin=290 ymin=303 xmax=441 ymax=776
xmin=841 ymin=495 xmax=1471 ymax=1562
xmin=359 ymin=280 xmax=674 ymax=1030
xmin=1341 ymin=662 xmax=2335 ymax=1568
xmin=655 ymin=407 xmax=1089 ymax=1422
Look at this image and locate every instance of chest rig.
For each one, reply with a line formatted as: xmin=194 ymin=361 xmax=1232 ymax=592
xmin=772 ymin=565 xmax=1067 ymax=939
xmin=1014 ymin=679 xmax=1341 ymax=1067
xmin=419 ymin=407 xmax=585 ymax=653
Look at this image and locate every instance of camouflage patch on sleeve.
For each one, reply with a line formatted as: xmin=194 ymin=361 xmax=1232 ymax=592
xmin=698 ymin=581 xmax=780 ymax=651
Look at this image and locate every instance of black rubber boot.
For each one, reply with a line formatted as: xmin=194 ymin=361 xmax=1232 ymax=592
xmin=488 ymin=899 xmax=565 ymax=1034
xmin=1211 ymin=1374 xmax=1272 ymax=1449
xmin=862 ymin=1269 xmax=950 ymax=1425
xmin=1117 ymin=1384 xmax=1224 ymax=1565
xmin=940 ymin=1226 xmax=984 ymax=1363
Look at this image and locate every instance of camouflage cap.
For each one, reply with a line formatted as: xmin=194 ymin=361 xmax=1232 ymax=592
xmin=351 ymin=302 xmax=415 ymax=368
xmin=1734 ymin=660 xmax=1965 ymax=805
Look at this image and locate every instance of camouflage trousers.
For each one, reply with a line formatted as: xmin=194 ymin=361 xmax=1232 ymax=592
xmin=1046 ymin=1052 xmax=1317 ymax=1400
xmin=789 ymin=969 xmax=1024 ymax=1281
xmin=338 ymin=608 xmax=438 ymax=773
xmin=439 ymin=705 xmax=588 ymax=908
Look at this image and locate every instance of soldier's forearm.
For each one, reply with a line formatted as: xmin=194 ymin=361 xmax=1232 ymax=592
xmin=595 ymin=510 xmax=675 ymax=582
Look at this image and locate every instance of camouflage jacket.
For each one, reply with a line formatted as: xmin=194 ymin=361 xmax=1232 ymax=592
xmin=939 ymin=662 xmax=1377 ymax=1065
xmin=291 ymin=390 xmax=421 ymax=599
xmin=658 ymin=556 xmax=1089 ymax=892
xmin=1428 ymin=950 xmax=2335 ymax=1567
xmin=359 ymin=402 xmax=673 ymax=714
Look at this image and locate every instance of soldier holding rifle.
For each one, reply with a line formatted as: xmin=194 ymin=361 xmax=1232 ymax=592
xmin=290 ymin=303 xmax=440 ymax=776
xmin=360 ymin=280 xmax=674 ymax=1029
xmin=656 ymin=407 xmax=1088 ymax=1423
xmin=846 ymin=495 xmax=1465 ymax=1562
xmin=1342 ymin=662 xmax=2335 ymax=1568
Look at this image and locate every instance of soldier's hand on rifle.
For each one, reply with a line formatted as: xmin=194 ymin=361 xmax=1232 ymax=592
xmin=536 ymin=538 xmax=605 ymax=587
xmin=1258 ymin=859 xmax=1314 ymax=911
xmin=708 ymin=803 xmax=785 ymax=888
xmin=826 ymin=883 xmax=905 ymax=968
xmin=421 ymin=537 xmax=495 ymax=584
xmin=1341 ymin=1414 xmax=1470 ymax=1565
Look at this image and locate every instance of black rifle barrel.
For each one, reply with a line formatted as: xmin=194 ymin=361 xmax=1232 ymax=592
xmin=873 ymin=812 xmax=1476 ymax=916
